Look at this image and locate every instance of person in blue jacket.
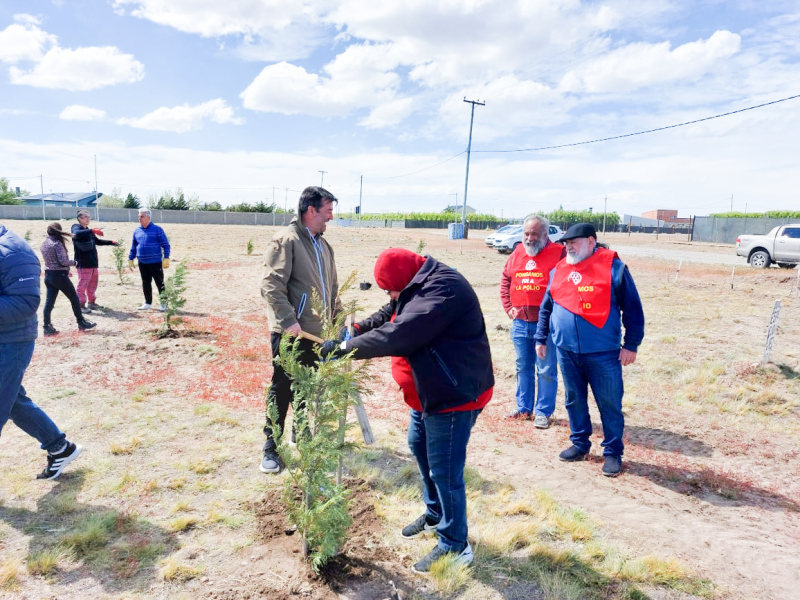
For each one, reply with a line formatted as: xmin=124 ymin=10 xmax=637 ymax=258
xmin=128 ymin=208 xmax=171 ymax=311
xmin=535 ymin=223 xmax=644 ymax=477
xmin=0 ymin=223 xmax=83 ymax=480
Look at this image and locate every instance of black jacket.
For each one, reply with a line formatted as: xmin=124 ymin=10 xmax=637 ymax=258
xmin=71 ymin=224 xmax=116 ymax=268
xmin=345 ymin=257 xmax=494 ymax=415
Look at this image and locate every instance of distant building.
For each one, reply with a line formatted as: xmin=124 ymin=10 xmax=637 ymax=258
xmin=444 ymin=204 xmax=476 ymax=215
xmin=21 ymin=192 xmax=103 ymax=208
xmin=641 ymin=209 xmax=692 ymax=224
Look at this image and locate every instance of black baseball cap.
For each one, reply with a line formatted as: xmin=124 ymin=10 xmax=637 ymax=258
xmin=560 ymin=223 xmax=597 ymax=242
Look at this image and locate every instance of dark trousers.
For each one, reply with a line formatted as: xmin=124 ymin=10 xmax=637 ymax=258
xmin=139 ymin=262 xmax=165 ymax=304
xmin=43 ymin=271 xmax=83 ymax=325
xmin=407 ymin=408 xmax=481 ymax=553
xmin=263 ymin=332 xmax=317 ymax=451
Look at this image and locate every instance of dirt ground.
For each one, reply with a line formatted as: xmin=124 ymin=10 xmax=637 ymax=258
xmin=1 ymin=219 xmax=799 ymax=599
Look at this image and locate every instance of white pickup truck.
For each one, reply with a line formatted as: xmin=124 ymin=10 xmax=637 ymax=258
xmin=736 ymin=224 xmax=800 ymax=268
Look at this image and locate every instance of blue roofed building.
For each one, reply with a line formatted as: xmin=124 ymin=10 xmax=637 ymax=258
xmin=21 ymin=192 xmax=103 ymax=207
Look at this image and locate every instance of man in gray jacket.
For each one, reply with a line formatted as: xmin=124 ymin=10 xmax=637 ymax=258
xmin=259 ymin=187 xmax=339 ymax=473
xmin=0 ymin=224 xmax=82 ymax=480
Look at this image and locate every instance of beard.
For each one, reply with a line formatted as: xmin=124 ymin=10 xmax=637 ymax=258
xmin=524 ymin=237 xmax=547 ymax=256
xmin=565 ymin=246 xmax=592 ymax=265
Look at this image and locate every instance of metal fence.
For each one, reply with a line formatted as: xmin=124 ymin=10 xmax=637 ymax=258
xmin=0 ymin=204 xmax=294 ymax=227
xmin=691 ymin=217 xmax=799 ymax=244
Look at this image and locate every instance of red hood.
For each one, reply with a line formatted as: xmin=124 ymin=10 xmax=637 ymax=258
xmin=373 ymin=248 xmax=426 ymax=291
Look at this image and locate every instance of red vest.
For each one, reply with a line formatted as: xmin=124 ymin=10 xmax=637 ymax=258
xmin=550 ymin=248 xmax=617 ymax=328
xmin=507 ymin=242 xmax=564 ymax=308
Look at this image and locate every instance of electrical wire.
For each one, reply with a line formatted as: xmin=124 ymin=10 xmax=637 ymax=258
xmin=473 ymin=93 xmax=800 ymax=153
xmin=366 ymin=151 xmax=466 ymax=180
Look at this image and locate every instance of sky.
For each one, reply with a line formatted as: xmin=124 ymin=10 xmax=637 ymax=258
xmin=0 ymin=0 xmax=798 ymax=218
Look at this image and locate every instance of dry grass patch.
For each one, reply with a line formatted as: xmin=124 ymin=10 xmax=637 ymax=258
xmin=168 ymin=515 xmax=199 ymax=533
xmin=110 ymin=436 xmax=143 ymax=455
xmin=27 ymin=547 xmax=72 ymax=577
xmin=159 ymin=556 xmax=204 ymax=582
xmin=0 ymin=557 xmax=22 ymax=590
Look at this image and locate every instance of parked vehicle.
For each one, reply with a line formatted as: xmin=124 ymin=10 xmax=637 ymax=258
xmin=493 ymin=225 xmax=564 ymax=253
xmin=736 ymin=225 xmax=800 ymax=268
xmin=485 ymin=224 xmax=516 ymax=247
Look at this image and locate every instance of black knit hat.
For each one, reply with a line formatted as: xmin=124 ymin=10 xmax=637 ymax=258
xmin=560 ymin=222 xmax=597 ymax=242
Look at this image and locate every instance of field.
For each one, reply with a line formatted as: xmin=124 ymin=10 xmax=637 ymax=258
xmin=1 ymin=220 xmax=799 ymax=600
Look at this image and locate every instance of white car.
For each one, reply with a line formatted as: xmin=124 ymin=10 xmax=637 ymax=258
xmin=485 ymin=225 xmax=517 ymax=247
xmin=493 ymin=225 xmax=564 ymax=253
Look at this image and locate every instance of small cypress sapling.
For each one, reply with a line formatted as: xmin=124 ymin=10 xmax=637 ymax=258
xmin=268 ymin=272 xmax=370 ymax=571
xmin=159 ymin=260 xmax=189 ymax=336
xmin=247 ymin=237 xmax=255 ymax=255
xmin=112 ymin=241 xmax=129 ymax=284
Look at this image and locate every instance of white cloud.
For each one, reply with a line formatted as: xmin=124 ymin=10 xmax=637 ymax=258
xmin=559 ymin=31 xmax=742 ymax=94
xmin=9 ymin=46 xmax=145 ymax=91
xmin=0 ymin=15 xmax=57 ymax=64
xmin=59 ymin=105 xmax=107 ymax=121
xmin=117 ymin=99 xmax=244 ymax=132
xmin=359 ymin=98 xmax=413 ymax=129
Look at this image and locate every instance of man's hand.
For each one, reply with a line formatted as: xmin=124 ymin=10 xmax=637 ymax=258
xmin=337 ymin=325 xmax=356 ymax=341
xmin=128 ymin=260 xmax=135 ymax=271
xmin=162 ymin=258 xmax=170 ymax=269
xmin=507 ymin=307 xmax=518 ymax=320
xmin=320 ymin=340 xmax=344 ymax=359
xmin=619 ymin=348 xmax=637 ymax=366
xmin=535 ymin=344 xmax=547 ymax=360
xmin=284 ymin=323 xmax=302 ymax=336
xmin=92 ymin=228 xmax=104 ymax=236
xmin=112 ymin=241 xmax=120 ymax=246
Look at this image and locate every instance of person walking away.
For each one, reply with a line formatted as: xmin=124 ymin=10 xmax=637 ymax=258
xmin=128 ymin=208 xmax=170 ymax=311
xmin=0 ymin=223 xmax=83 ymax=479
xmin=39 ymin=223 xmax=96 ymax=335
xmin=259 ymin=186 xmax=339 ymax=474
xmin=535 ymin=223 xmax=644 ymax=477
xmin=72 ymin=209 xmax=119 ymax=312
xmin=500 ymin=214 xmax=565 ymax=428
xmin=320 ymin=248 xmax=494 ymax=573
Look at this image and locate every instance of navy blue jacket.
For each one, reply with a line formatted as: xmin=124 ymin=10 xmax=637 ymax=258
xmin=344 ymin=257 xmax=494 ymax=415
xmin=128 ymin=223 xmax=170 ymax=264
xmin=72 ymin=223 xmax=116 ymax=269
xmin=0 ymin=224 xmax=41 ymax=343
xmin=535 ymin=255 xmax=644 ymax=354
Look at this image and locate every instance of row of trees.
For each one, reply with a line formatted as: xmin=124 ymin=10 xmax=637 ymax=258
xmin=709 ymin=211 xmax=800 ymax=218
xmin=0 ymin=178 xmax=29 ymax=205
xmin=97 ymin=187 xmax=292 ymax=213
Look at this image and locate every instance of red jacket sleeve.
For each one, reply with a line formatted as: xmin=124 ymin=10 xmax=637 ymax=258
xmin=500 ymin=256 xmax=513 ymax=313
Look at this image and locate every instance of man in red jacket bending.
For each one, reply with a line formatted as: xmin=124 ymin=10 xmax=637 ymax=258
xmin=322 ymin=248 xmax=494 ymax=573
xmin=500 ymin=215 xmax=565 ymax=428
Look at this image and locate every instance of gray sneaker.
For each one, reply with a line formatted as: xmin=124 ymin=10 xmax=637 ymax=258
xmin=260 ymin=449 xmax=284 ymax=474
xmin=401 ymin=514 xmax=440 ymax=538
xmin=533 ymin=414 xmax=553 ymax=429
xmin=412 ymin=543 xmax=473 ymax=573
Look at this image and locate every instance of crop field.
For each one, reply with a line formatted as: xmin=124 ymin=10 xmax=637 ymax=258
xmin=1 ymin=220 xmax=799 ymax=599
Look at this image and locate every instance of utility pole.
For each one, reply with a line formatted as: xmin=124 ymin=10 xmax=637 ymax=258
xmin=285 ymin=188 xmax=288 ymax=214
xmin=358 ymin=176 xmax=363 ymax=227
xmin=462 ymin=98 xmax=485 ymax=235
xmin=40 ymin=175 xmax=45 ymax=220
xmin=603 ymin=195 xmax=607 ymax=235
xmin=730 ymin=194 xmax=733 ymax=212
xmin=318 ymin=170 xmax=327 ymax=186
xmin=95 ymin=155 xmax=99 ymax=221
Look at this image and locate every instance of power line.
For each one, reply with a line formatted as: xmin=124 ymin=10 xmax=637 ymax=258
xmin=473 ymin=93 xmax=800 ymax=153
xmin=366 ymin=151 xmax=466 ymax=180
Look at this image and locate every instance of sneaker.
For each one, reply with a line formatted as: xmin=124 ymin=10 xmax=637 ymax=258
xmin=159 ymin=304 xmax=167 ymax=312
xmin=412 ymin=543 xmax=473 ymax=574
xmin=43 ymin=324 xmax=59 ymax=336
xmin=87 ymin=302 xmax=101 ymax=310
xmin=401 ymin=514 xmax=440 ymax=538
xmin=37 ymin=442 xmax=82 ymax=480
xmin=602 ymin=455 xmax=622 ymax=477
xmin=559 ymin=445 xmax=588 ymax=462
xmin=533 ymin=414 xmax=553 ymax=429
xmin=80 ymin=306 xmax=92 ymax=314
xmin=505 ymin=410 xmax=531 ymax=420
xmin=138 ymin=303 xmax=151 ymax=310
xmin=78 ymin=319 xmax=96 ymax=331
xmin=260 ymin=449 xmax=284 ymax=474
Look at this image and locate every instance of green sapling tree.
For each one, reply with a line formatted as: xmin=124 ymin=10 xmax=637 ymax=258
xmin=159 ymin=260 xmax=189 ymax=336
xmin=268 ymin=272 xmax=370 ymax=571
xmin=112 ymin=241 xmax=129 ymax=284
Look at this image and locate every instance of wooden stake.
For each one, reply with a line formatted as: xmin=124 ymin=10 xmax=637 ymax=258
xmin=729 ymin=265 xmax=735 ymax=290
xmin=674 ymin=260 xmax=682 ymax=283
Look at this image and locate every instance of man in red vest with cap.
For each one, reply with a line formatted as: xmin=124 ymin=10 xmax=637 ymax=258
xmin=321 ymin=248 xmax=494 ymax=573
xmin=500 ymin=215 xmax=565 ymax=428
xmin=535 ymin=223 xmax=644 ymax=477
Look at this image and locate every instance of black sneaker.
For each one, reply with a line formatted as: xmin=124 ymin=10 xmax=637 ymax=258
xmin=401 ymin=514 xmax=440 ymax=538
xmin=412 ymin=543 xmax=473 ymax=574
xmin=260 ymin=449 xmax=284 ymax=474
xmin=37 ymin=442 xmax=82 ymax=480
xmin=602 ymin=455 xmax=622 ymax=477
xmin=87 ymin=302 xmax=101 ymax=310
xmin=78 ymin=319 xmax=96 ymax=331
xmin=559 ymin=445 xmax=588 ymax=462
xmin=43 ymin=324 xmax=59 ymax=336
xmin=80 ymin=306 xmax=92 ymax=314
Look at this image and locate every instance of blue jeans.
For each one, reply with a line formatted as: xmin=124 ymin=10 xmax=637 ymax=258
xmin=0 ymin=341 xmax=65 ymax=452
xmin=407 ymin=408 xmax=480 ymax=553
xmin=511 ymin=319 xmax=558 ymax=416
xmin=556 ymin=348 xmax=624 ymax=457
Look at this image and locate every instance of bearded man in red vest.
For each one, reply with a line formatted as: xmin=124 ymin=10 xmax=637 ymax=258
xmin=534 ymin=223 xmax=644 ymax=477
xmin=500 ymin=215 xmax=565 ymax=428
